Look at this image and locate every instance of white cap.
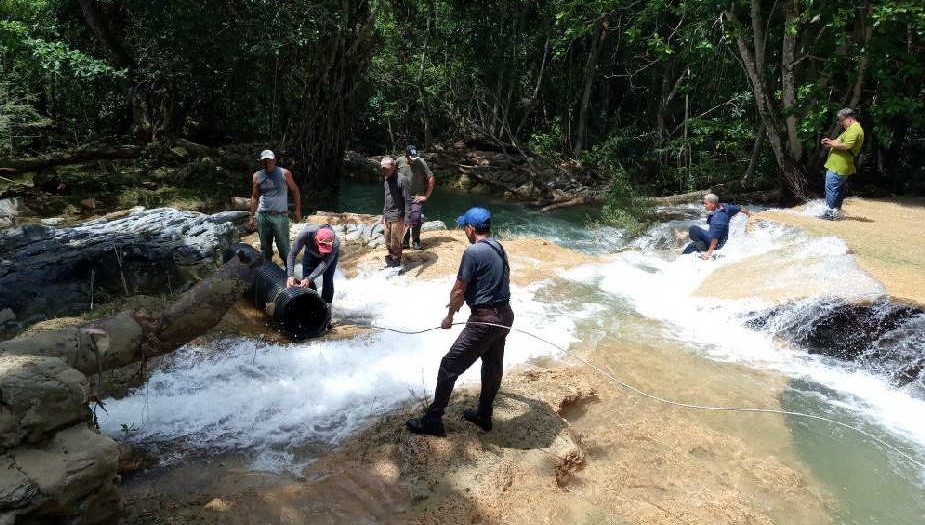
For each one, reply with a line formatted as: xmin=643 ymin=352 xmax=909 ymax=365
xmin=380 ymin=156 xmax=395 ymax=167
xmin=259 ymin=149 xmax=275 ymax=160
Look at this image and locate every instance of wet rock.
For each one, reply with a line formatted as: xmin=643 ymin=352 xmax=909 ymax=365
xmin=0 ymin=208 xmax=236 ymax=334
xmin=746 ymin=298 xmax=924 ymax=387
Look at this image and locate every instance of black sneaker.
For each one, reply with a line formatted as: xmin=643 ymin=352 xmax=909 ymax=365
xmin=462 ymin=409 xmax=492 ymax=432
xmin=412 ymin=240 xmax=423 ymax=250
xmin=387 ymin=258 xmax=402 ymax=268
xmin=406 ymin=416 xmax=446 ymax=436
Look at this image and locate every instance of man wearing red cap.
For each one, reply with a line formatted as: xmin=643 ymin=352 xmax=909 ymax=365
xmin=286 ymin=224 xmax=340 ymax=304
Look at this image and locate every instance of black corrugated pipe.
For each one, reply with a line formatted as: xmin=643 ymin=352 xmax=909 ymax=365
xmin=224 ymin=243 xmax=331 ymax=339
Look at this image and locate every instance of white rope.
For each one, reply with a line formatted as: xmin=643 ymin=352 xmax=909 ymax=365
xmin=370 ymin=320 xmax=925 ymax=470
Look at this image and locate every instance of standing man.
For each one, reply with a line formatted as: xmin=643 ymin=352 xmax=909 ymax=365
xmin=820 ymin=108 xmax=865 ymax=220
xmin=381 ymin=156 xmax=411 ymax=268
xmin=397 ymin=145 xmax=436 ymax=250
xmin=248 ymin=150 xmax=302 ymax=267
xmin=406 ymin=207 xmax=514 ymax=436
xmin=682 ymin=193 xmax=751 ymax=260
xmin=286 ymin=224 xmax=340 ymax=304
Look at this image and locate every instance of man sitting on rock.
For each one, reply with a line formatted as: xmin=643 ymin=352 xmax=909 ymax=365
xmin=682 ymin=193 xmax=751 ymax=260
xmin=286 ymin=224 xmax=340 ymax=304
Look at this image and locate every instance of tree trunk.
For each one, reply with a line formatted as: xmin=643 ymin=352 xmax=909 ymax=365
xmin=574 ymin=19 xmax=608 ymax=155
xmin=289 ymin=0 xmax=376 ymax=199
xmin=726 ymin=6 xmax=808 ymax=201
xmin=781 ymin=0 xmax=803 ymax=162
xmin=743 ymin=123 xmax=766 ymax=184
xmin=76 ymin=0 xmax=152 ymax=141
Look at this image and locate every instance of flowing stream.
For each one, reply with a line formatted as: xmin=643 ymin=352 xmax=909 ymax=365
xmin=99 ymin=183 xmax=924 ymax=523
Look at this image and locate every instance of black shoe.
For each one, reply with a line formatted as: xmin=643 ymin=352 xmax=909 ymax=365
xmin=412 ymin=240 xmax=423 ymax=250
xmin=462 ymin=409 xmax=492 ymax=432
xmin=406 ymin=416 xmax=446 ymax=436
xmin=387 ymin=258 xmax=402 ymax=268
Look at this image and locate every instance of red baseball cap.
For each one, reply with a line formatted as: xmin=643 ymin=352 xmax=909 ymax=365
xmin=316 ymin=228 xmax=335 ymax=253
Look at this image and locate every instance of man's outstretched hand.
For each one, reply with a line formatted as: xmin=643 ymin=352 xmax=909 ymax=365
xmin=441 ymin=316 xmax=453 ymax=330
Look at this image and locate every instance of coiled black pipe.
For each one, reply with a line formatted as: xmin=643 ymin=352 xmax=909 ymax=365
xmin=224 ymin=243 xmax=331 ymax=339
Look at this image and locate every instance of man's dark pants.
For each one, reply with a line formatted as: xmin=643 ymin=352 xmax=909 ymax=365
xmin=303 ymin=252 xmax=339 ymax=304
xmin=425 ymin=304 xmax=515 ymax=420
xmin=402 ymin=201 xmax=425 ymax=246
xmin=682 ymin=225 xmax=710 ymax=254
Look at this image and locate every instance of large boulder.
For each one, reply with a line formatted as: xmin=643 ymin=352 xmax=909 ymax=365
xmin=0 ymin=355 xmax=89 ymax=449
xmin=0 ymin=207 xmax=237 ymax=335
xmin=0 ymin=425 xmax=121 ymax=524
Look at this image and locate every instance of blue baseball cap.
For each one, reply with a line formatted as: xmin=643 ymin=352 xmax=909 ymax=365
xmin=405 ymin=145 xmax=418 ymax=157
xmin=456 ymin=207 xmax=491 ymax=228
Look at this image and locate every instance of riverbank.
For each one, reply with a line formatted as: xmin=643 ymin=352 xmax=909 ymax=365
xmin=758 ymin=197 xmax=925 ymax=306
xmin=117 ymin=225 xmax=836 ymax=524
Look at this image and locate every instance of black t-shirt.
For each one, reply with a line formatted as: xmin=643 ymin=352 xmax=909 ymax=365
xmin=457 ymin=238 xmax=510 ymax=307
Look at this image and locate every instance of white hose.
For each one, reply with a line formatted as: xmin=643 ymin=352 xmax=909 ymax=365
xmin=371 ymin=320 xmax=925 ymax=470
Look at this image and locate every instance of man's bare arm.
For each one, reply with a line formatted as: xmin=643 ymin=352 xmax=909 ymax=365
xmin=248 ymin=173 xmax=260 ymax=225
xmin=702 ymin=238 xmax=719 ymax=260
xmin=424 ymin=175 xmax=436 ymax=199
xmin=284 ymin=169 xmax=302 ymax=222
xmin=442 ymin=278 xmax=467 ymax=328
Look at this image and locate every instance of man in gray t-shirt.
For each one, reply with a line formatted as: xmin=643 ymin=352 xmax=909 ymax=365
xmin=406 ymin=207 xmax=514 ymax=437
xmin=381 ymin=157 xmax=411 ymax=268
xmin=396 ymin=145 xmax=435 ymax=250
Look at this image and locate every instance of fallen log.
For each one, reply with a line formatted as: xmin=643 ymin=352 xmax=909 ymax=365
xmin=0 ymin=246 xmax=263 ymax=376
xmin=0 ymin=144 xmax=142 ymax=172
xmin=541 ymin=195 xmax=595 ymax=212
xmin=643 ymin=188 xmax=716 ymax=206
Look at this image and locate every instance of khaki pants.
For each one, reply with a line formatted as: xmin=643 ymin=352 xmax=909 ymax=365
xmin=384 ymin=219 xmax=405 ymax=260
xmin=256 ymin=212 xmax=290 ymax=267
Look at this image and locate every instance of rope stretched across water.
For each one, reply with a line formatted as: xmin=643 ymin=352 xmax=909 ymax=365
xmin=370 ymin=320 xmax=925 ymax=470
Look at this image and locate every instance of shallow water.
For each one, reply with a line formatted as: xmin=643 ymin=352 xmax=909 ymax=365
xmin=101 ymin=189 xmax=925 ymax=523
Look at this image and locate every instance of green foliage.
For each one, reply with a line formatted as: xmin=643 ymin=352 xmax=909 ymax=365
xmin=0 ymin=0 xmax=922 ymax=197
xmin=582 ymin=140 xmax=652 ymax=232
xmin=0 ymin=81 xmax=50 ymax=154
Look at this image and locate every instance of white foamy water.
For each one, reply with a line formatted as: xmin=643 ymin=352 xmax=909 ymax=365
xmin=565 ymin=215 xmax=925 ymax=461
xmin=98 ymin=268 xmax=588 ymax=470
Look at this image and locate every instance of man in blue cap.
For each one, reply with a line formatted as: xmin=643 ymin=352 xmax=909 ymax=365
xmin=406 ymin=207 xmax=514 ymax=436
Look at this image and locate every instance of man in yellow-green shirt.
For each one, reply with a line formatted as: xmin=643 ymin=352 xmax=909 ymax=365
xmin=819 ymin=108 xmax=864 ymax=220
